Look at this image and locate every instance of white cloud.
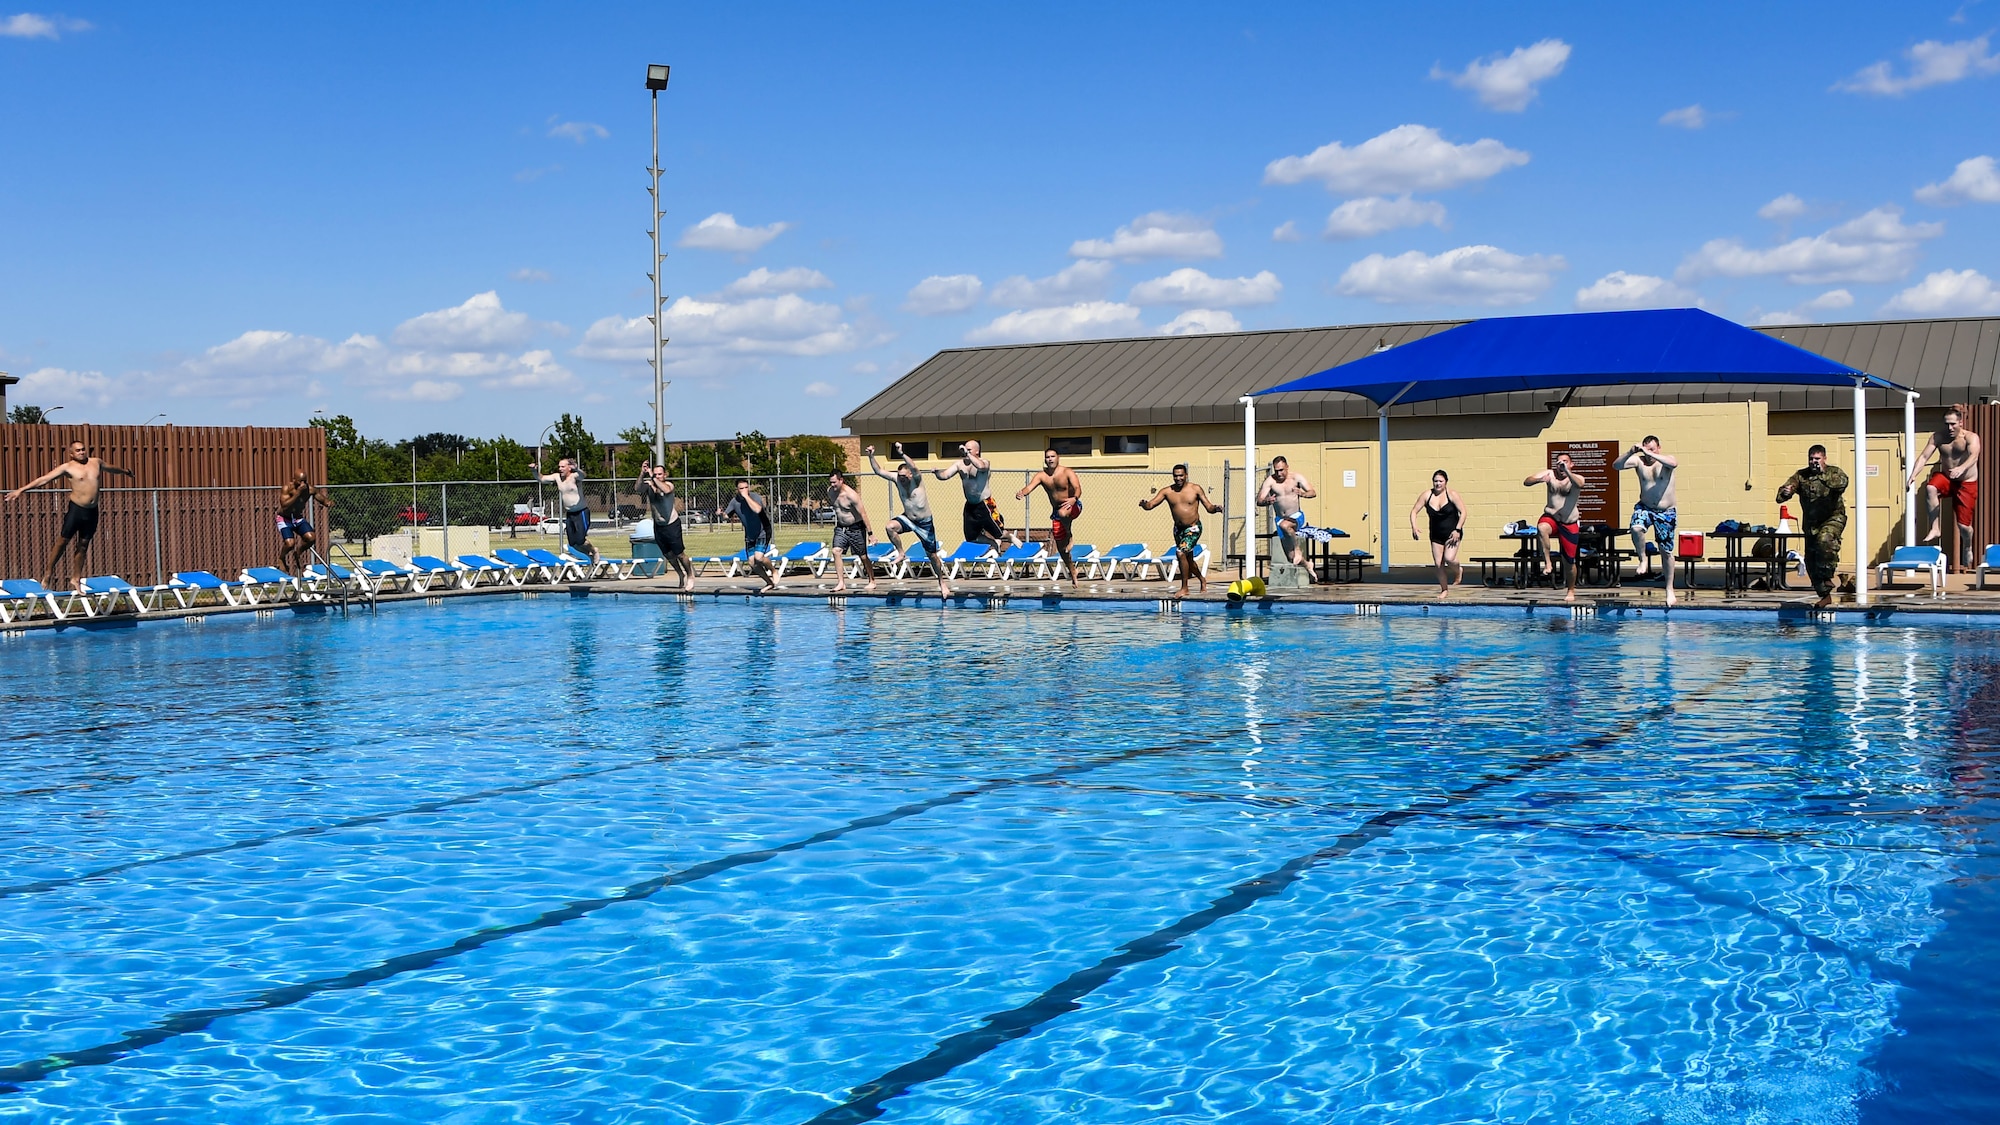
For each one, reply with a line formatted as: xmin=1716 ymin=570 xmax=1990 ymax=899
xmin=1323 ymin=195 xmax=1448 ymax=239
xmin=1068 ymin=212 xmax=1221 ymax=261
xmin=1271 ymin=220 xmax=1304 ymax=243
xmin=547 ymin=119 xmax=609 ymax=144
xmin=1337 ymin=244 xmax=1565 ymax=306
xmin=804 ymin=381 xmax=840 ymax=397
xmin=1264 ymin=124 xmax=1530 ymax=196
xmin=400 ymin=380 xmax=462 ymax=402
xmin=1659 ymin=104 xmax=1708 ymax=129
xmin=1128 ymin=268 xmax=1281 ymax=308
xmin=1915 ymin=155 xmax=2000 ymax=205
xmin=1573 ymin=271 xmax=1702 ymax=311
xmin=1757 ymin=193 xmax=1808 ymax=221
xmin=1836 ymin=35 xmax=2000 ymax=95
xmin=990 ymin=260 xmax=1116 ymax=307
xmin=965 ymin=302 xmax=1144 ymax=344
xmin=1882 ymin=269 xmax=2000 ymax=316
xmin=1430 ymin=38 xmax=1572 ymax=111
xmin=902 ymin=274 xmax=984 ymax=315
xmin=13 ymin=366 xmax=114 ymax=407
xmin=576 ymin=293 xmax=866 ymax=376
xmin=510 ymin=267 xmax=553 ymax=283
xmin=0 ymin=13 xmax=90 ymax=38
xmin=678 ymin=212 xmax=791 ymax=253
xmin=1677 ymin=205 xmax=1944 ymax=285
xmin=1756 ymin=289 xmax=1856 ymax=325
xmin=391 ymin=291 xmax=534 ymax=350
xmin=719 ymin=266 xmax=833 ymax=298
xmin=1157 ymin=309 xmax=1243 ymax=336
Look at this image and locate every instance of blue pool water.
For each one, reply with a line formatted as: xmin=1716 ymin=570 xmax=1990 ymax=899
xmin=1 ymin=596 xmax=1995 ymax=1123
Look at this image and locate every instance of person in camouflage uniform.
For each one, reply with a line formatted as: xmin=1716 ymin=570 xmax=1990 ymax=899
xmin=1776 ymin=443 xmax=1851 ymax=608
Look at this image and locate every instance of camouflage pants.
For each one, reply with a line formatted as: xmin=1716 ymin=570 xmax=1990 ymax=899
xmin=1804 ymin=518 xmax=1845 ymax=596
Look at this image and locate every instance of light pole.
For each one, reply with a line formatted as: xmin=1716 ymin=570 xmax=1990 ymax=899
xmin=143 ymin=413 xmax=167 ymax=426
xmin=646 ymin=63 xmax=671 ymax=469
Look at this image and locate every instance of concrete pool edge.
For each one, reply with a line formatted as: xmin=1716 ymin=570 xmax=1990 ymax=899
xmin=9 ymin=575 xmax=2000 ymax=638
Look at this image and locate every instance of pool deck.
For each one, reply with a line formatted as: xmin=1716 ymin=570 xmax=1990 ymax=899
xmin=9 ymin=563 xmax=2000 ymax=635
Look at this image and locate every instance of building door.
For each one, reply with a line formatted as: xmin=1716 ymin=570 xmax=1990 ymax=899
xmin=1835 ymin=437 xmax=1899 ymax=568
xmin=1318 ymin=444 xmax=1376 ymax=555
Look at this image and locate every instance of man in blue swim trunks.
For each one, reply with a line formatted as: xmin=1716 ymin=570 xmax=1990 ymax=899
xmin=1614 ymin=436 xmax=1680 ymax=606
xmin=1256 ymin=455 xmax=1331 ymax=579
xmin=1140 ymin=463 xmax=1222 ymax=598
xmin=723 ymin=478 xmax=779 ymax=591
xmin=866 ymin=443 xmax=953 ymax=597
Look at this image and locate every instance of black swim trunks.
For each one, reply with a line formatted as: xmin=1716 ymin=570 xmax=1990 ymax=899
xmin=963 ymin=499 xmax=1006 ymax=543
xmin=61 ymin=501 xmax=99 ymax=540
xmin=656 ymin=517 xmax=686 ymax=555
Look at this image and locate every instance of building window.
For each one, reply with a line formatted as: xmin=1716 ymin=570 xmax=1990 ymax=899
xmin=1104 ymin=434 xmax=1149 ymax=454
xmin=941 ymin=440 xmax=968 ymax=459
xmin=1047 ymin=436 xmax=1091 ymax=457
xmin=893 ymin=440 xmax=930 ymax=459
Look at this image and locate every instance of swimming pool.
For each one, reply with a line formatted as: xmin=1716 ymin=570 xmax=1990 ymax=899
xmin=1 ymin=596 xmax=1994 ymax=1122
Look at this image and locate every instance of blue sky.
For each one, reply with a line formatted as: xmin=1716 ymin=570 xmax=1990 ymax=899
xmin=2 ymin=3 xmax=1997 ymax=441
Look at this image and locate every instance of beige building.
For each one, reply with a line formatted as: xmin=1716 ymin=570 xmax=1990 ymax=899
xmin=842 ymin=315 xmax=2000 ymax=573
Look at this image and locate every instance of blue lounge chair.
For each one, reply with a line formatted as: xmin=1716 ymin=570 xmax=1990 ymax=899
xmin=524 ymin=547 xmax=588 ymax=582
xmin=406 ymin=556 xmax=461 ymax=592
xmin=987 ymin=542 xmax=1045 ymax=579
xmin=1090 ymin=543 xmax=1148 ymax=580
xmin=1979 ymin=545 xmax=2000 ymax=591
xmin=893 ymin=543 xmax=934 ymax=579
xmin=239 ymin=567 xmax=302 ymax=605
xmin=454 ymin=554 xmax=513 ymax=587
xmin=559 ymin=546 xmax=614 ymax=579
xmin=492 ymin=548 xmax=556 ymax=584
xmin=1158 ymin=545 xmax=1212 ymax=583
xmin=355 ymin=559 xmax=416 ymax=594
xmin=168 ymin=570 xmax=245 ymax=608
xmin=938 ymin=542 xmax=995 ymax=580
xmin=844 ymin=543 xmax=895 ymax=580
xmin=693 ymin=548 xmax=746 ymax=578
xmin=1877 ymin=545 xmax=1945 ymax=596
xmin=1039 ymin=543 xmax=1097 ymax=580
xmin=302 ymin=563 xmax=356 ymax=597
xmin=1 ymin=578 xmax=80 ymax=622
xmin=775 ymin=541 xmax=830 ymax=577
xmin=80 ymin=575 xmax=167 ymax=614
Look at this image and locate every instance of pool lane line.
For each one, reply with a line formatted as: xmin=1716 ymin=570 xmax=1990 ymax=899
xmin=800 ymin=662 xmax=1753 ymax=1125
xmin=0 ymin=729 xmax=1281 ymax=1093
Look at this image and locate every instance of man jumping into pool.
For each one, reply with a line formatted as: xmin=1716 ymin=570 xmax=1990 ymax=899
xmin=1016 ymin=446 xmax=1084 ymax=588
xmin=1614 ymin=436 xmax=1680 ymax=606
xmin=3 ymin=440 xmax=132 ymax=590
xmin=1524 ymin=452 xmax=1586 ymax=603
xmin=536 ymin=455 xmax=603 ymax=571
xmin=1907 ymin=406 xmax=1980 ymax=570
xmin=1778 ymin=444 xmax=1849 ymax=609
xmin=637 ymin=461 xmax=694 ymax=592
xmin=1140 ymin=463 xmax=1222 ymax=599
xmin=274 ymin=470 xmax=333 ymax=576
xmin=867 ymin=443 xmax=952 ymax=597
xmin=723 ymin=478 xmax=780 ymax=591
xmin=1256 ymin=455 xmax=1331 ymax=577
xmin=825 ymin=469 xmax=877 ymax=594
xmin=930 ymin=439 xmax=1018 ymax=556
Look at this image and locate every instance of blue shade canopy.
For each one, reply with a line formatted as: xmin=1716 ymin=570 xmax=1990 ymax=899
xmin=1252 ymin=308 xmax=1901 ymax=405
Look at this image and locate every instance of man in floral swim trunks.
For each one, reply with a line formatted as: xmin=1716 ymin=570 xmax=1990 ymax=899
xmin=1140 ymin=463 xmax=1222 ymax=599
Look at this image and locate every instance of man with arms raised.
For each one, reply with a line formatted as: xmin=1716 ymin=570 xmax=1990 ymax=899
xmin=636 ymin=461 xmax=694 ymax=592
xmin=867 ymin=443 xmax=952 ymax=597
xmin=722 ymin=478 xmax=780 ymax=591
xmin=274 ymin=470 xmax=334 ymax=576
xmin=536 ymin=456 xmax=603 ymax=571
xmin=825 ymin=469 xmax=877 ymax=595
xmin=1140 ymin=463 xmax=1222 ymax=599
xmin=1255 ymin=455 xmax=1330 ymax=577
xmin=1614 ymin=436 xmax=1680 ymax=606
xmin=3 ymin=441 xmax=132 ymax=590
xmin=1524 ymin=452 xmax=1586 ymax=603
xmin=1016 ymin=446 xmax=1085 ymax=588
xmin=1907 ymin=406 xmax=1981 ymax=570
xmin=1778 ymin=444 xmax=1850 ymax=609
xmin=931 ymin=439 xmax=1018 ymax=556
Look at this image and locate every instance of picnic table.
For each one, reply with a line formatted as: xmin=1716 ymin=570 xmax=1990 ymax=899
xmin=1481 ymin=526 xmax=1630 ymax=589
xmin=1709 ymin=530 xmax=1802 ymax=595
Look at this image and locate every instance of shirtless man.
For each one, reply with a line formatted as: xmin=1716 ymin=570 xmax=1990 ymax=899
xmin=1524 ymin=452 xmax=1586 ymax=603
xmin=1016 ymin=446 xmax=1084 ymax=588
xmin=931 ymin=439 xmax=1018 ymax=555
xmin=536 ymin=456 xmax=603 ymax=568
xmin=825 ymin=469 xmax=877 ymax=594
xmin=275 ymin=470 xmax=333 ymax=575
xmin=1140 ymin=463 xmax=1222 ymax=599
xmin=3 ymin=441 xmax=133 ymax=589
xmin=867 ymin=443 xmax=951 ymax=597
xmin=1255 ymin=455 xmax=1328 ymax=575
xmin=1614 ymin=436 xmax=1680 ymax=606
xmin=1907 ymin=406 xmax=1981 ymax=569
xmin=637 ymin=462 xmax=694 ymax=591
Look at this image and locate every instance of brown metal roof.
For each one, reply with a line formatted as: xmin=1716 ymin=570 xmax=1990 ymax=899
xmin=843 ymin=315 xmax=2000 ymax=434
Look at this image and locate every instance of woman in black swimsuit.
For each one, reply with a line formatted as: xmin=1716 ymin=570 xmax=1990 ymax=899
xmin=1409 ymin=469 xmax=1470 ymax=598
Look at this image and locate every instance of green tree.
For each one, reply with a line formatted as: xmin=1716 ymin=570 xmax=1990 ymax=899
xmin=615 ymin=422 xmax=655 ymax=482
xmin=544 ymin=413 xmax=601 ymax=470
xmin=8 ymin=404 xmax=47 ymax=424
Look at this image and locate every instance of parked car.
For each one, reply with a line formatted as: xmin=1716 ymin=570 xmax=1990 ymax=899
xmin=536 ymin=519 xmax=563 ymax=536
xmin=508 ymin=510 xmax=543 ymax=527
xmin=398 ymin=506 xmax=431 ymax=524
xmin=683 ymin=510 xmax=710 ymax=525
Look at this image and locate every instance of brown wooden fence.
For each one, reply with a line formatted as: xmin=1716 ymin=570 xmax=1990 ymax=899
xmin=1 ymin=424 xmax=325 ymax=584
xmin=1969 ymin=404 xmax=2000 ymax=567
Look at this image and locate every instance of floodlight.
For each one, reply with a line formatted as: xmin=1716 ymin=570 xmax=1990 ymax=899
xmin=645 ymin=64 xmax=671 ymax=91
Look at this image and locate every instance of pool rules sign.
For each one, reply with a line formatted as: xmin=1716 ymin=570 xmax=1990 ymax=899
xmin=1547 ymin=441 xmax=1620 ymax=526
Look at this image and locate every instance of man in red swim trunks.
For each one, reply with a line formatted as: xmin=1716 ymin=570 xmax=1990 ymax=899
xmin=1907 ymin=406 xmax=1981 ymax=570
xmin=1524 ymin=452 xmax=1586 ymax=603
xmin=1016 ymin=446 xmax=1084 ymax=588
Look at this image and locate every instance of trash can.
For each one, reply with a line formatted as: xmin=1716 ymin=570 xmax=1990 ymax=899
xmin=630 ymin=518 xmax=662 ymax=561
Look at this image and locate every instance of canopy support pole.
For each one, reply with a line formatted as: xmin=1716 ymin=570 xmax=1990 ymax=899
xmin=1855 ymin=377 xmax=1869 ymax=608
xmin=1903 ymin=391 xmax=1918 ymax=548
xmin=1240 ymin=395 xmax=1257 ymax=579
xmin=1377 ymin=381 xmax=1418 ymax=575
